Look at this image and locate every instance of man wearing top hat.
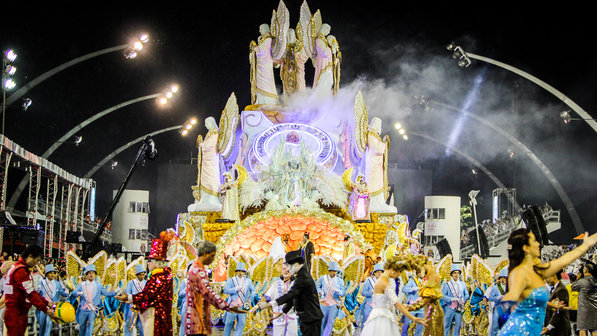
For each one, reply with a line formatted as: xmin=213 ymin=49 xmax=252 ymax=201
xmin=356 ymin=262 xmax=383 ymax=327
xmin=258 ymin=250 xmax=323 ymax=336
xmin=440 ymin=264 xmax=469 ymax=336
xmin=37 ymin=263 xmax=69 ymax=336
xmin=123 ymin=264 xmax=147 ymax=336
xmin=116 ymin=232 xmax=174 ymax=336
xmin=485 ymin=268 xmax=508 ymax=336
xmin=73 ymin=264 xmax=118 ymax=336
xmin=401 ymin=264 xmax=426 ymax=336
xmin=316 ymin=261 xmax=345 ymax=336
xmin=223 ymin=262 xmax=255 ymax=336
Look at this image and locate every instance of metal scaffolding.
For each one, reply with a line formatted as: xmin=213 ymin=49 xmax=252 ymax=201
xmin=0 ymin=135 xmax=95 ymax=258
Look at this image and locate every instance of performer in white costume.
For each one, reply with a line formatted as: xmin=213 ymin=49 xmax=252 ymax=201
xmin=250 ymin=23 xmax=279 ymax=105
xmin=259 ymin=263 xmax=298 ymax=336
xmin=360 ymin=256 xmax=426 ymax=336
xmin=221 ymin=171 xmax=240 ymax=222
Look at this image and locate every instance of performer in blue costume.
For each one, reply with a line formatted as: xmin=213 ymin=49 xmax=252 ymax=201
xmin=123 ymin=264 xmax=147 ymax=336
xmin=441 ymin=264 xmax=469 ymax=336
xmin=485 ymin=268 xmax=508 ymax=336
xmin=223 ymin=262 xmax=255 ymax=336
xmin=37 ymin=264 xmax=69 ymax=336
xmin=316 ymin=261 xmax=346 ymax=336
xmin=401 ymin=264 xmax=425 ymax=336
xmin=356 ymin=262 xmax=383 ymax=326
xmin=497 ymin=228 xmax=597 ymax=336
xmin=73 ymin=264 xmax=118 ymax=336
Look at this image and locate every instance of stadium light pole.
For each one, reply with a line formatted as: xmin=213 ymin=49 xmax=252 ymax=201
xmin=446 ymin=42 xmax=597 ymax=135
xmin=4 ymin=34 xmax=150 ymax=107
xmin=6 ymin=84 xmax=179 ymax=211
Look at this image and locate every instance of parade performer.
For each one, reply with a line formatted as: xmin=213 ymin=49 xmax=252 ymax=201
xmin=485 ymin=269 xmax=508 ymax=336
xmin=3 ymin=245 xmax=56 ymax=336
xmin=356 ymin=262 xmax=383 ymax=326
xmin=123 ymin=264 xmax=147 ymax=336
xmin=360 ymin=255 xmax=426 ymax=335
xmin=223 ymin=262 xmax=255 ymax=336
xmin=317 ymin=261 xmax=346 ymax=336
xmin=73 ymin=264 xmax=118 ymax=336
xmin=299 ymin=233 xmax=315 ymax=273
xmin=184 ymin=240 xmax=245 ymax=336
xmin=406 ymin=255 xmax=445 ymax=336
xmin=402 ymin=265 xmax=426 ymax=336
xmin=258 ymin=250 xmax=323 ymax=336
xmin=497 ymin=229 xmax=597 ymax=335
xmin=37 ymin=264 xmax=69 ymax=336
xmin=257 ymin=263 xmax=298 ymax=336
xmin=542 ymin=271 xmax=570 ymax=335
xmin=440 ymin=264 xmax=469 ymax=336
xmin=117 ymin=232 xmax=174 ymax=336
xmin=342 ymin=234 xmax=356 ymax=261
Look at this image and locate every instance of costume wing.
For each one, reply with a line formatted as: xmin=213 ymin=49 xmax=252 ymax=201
xmin=296 ymin=0 xmax=314 ymax=58
xmin=353 ymin=91 xmax=369 ymax=157
xmin=126 ymin=257 xmax=145 ymax=283
xmin=494 ymin=258 xmax=509 ymax=277
xmin=66 ymin=250 xmax=85 ymax=285
xmin=341 ymin=255 xmax=365 ymax=295
xmin=180 ymin=220 xmax=195 ymax=245
xmin=249 ymin=256 xmax=268 ymax=293
xmin=87 ymin=250 xmax=108 ymax=283
xmin=270 ymin=0 xmax=289 ymax=61
xmin=116 ymin=257 xmax=126 ymax=289
xmin=436 ymin=254 xmax=452 ymax=282
xmin=307 ymin=9 xmax=322 ymax=60
xmin=103 ymin=258 xmax=119 ymax=291
xmin=472 ymin=254 xmax=494 ymax=286
xmin=238 ymin=165 xmax=266 ymax=210
xmin=217 ymin=92 xmax=240 ymax=160
xmin=342 ymin=168 xmax=355 ymax=190
xmin=270 ymin=256 xmax=284 ymax=279
xmin=227 ymin=256 xmax=240 ymax=280
xmin=310 ymin=255 xmax=332 ymax=279
xmin=180 ymin=241 xmax=197 ymax=260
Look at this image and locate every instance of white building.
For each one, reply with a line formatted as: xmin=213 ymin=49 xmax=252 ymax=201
xmin=112 ymin=190 xmax=150 ymax=253
xmin=423 ymin=195 xmax=461 ymax=261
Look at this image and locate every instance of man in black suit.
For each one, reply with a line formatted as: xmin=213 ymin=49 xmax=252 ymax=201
xmin=258 ymin=250 xmax=323 ymax=335
xmin=299 ymin=232 xmax=315 ymax=274
xmin=542 ymin=271 xmax=571 ymax=335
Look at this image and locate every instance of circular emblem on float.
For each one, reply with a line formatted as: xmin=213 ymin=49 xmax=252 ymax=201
xmin=251 ymin=123 xmax=337 ymax=170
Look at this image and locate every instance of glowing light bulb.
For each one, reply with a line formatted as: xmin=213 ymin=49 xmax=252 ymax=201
xmin=398 ymin=129 xmax=405 ymax=135
xmin=394 ymin=122 xmax=402 ymax=130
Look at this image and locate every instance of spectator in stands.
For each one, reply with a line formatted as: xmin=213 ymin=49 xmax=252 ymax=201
xmin=567 ymin=273 xmax=579 ymax=336
xmin=571 ymin=261 xmax=597 ymax=336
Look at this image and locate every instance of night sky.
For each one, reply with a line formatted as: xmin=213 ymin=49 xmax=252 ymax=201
xmin=2 ymin=1 xmax=596 ymax=242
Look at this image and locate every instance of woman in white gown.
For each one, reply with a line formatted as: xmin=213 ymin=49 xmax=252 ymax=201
xmin=361 ymin=255 xmax=426 ymax=335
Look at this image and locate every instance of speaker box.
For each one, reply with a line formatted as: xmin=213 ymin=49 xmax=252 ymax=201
xmin=110 ymin=243 xmax=122 ymax=253
xmin=435 ymin=238 xmax=453 ymax=258
xmin=521 ymin=205 xmax=549 ymax=246
xmin=66 ymin=230 xmax=81 ymax=243
xmin=21 ymin=229 xmax=41 ymax=245
xmin=470 ymin=225 xmax=490 ymax=258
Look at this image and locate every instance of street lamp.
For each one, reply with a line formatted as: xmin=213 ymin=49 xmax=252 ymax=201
xmin=394 ymin=122 xmax=408 ymax=140
xmin=6 ymin=84 xmax=180 ymax=211
xmin=446 ymin=42 xmax=597 ymax=135
xmin=158 ymin=84 xmax=180 ymax=105
xmin=560 ymin=110 xmax=596 ymax=124
xmin=2 ymin=49 xmax=18 ymax=135
xmin=5 ymin=33 xmax=151 ymax=108
xmin=179 ymin=117 xmax=197 ymax=136
xmin=124 ymin=33 xmax=151 ymax=59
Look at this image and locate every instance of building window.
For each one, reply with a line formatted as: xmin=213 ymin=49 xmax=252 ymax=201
xmin=142 ymin=202 xmax=150 ymax=214
xmin=129 ymin=229 xmax=135 ymax=239
xmin=129 ymin=202 xmax=136 ymax=213
xmin=141 ymin=229 xmax=147 ymax=240
xmin=136 ymin=229 xmax=141 ymax=240
xmin=425 ymin=208 xmax=446 ymax=220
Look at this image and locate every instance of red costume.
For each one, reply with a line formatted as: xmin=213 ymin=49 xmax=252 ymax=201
xmin=4 ymin=257 xmax=49 ymax=336
xmin=130 ymin=232 xmax=174 ymax=336
xmin=184 ymin=260 xmax=232 ymax=335
xmin=133 ymin=267 xmax=173 ymax=336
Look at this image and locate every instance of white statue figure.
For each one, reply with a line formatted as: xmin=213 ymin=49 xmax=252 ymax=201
xmin=220 ymin=170 xmax=240 ymax=222
xmin=312 ymin=23 xmax=341 ymax=97
xmin=364 ymin=117 xmax=397 ymax=213
xmin=188 ymin=116 xmax=223 ymax=212
xmin=249 ymin=24 xmax=280 ymax=105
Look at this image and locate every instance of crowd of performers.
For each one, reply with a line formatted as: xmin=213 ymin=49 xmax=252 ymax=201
xmin=0 ymin=228 xmax=596 ymax=336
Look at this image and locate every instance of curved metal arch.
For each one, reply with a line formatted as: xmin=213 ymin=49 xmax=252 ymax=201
xmin=429 ymin=100 xmax=583 ymax=234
